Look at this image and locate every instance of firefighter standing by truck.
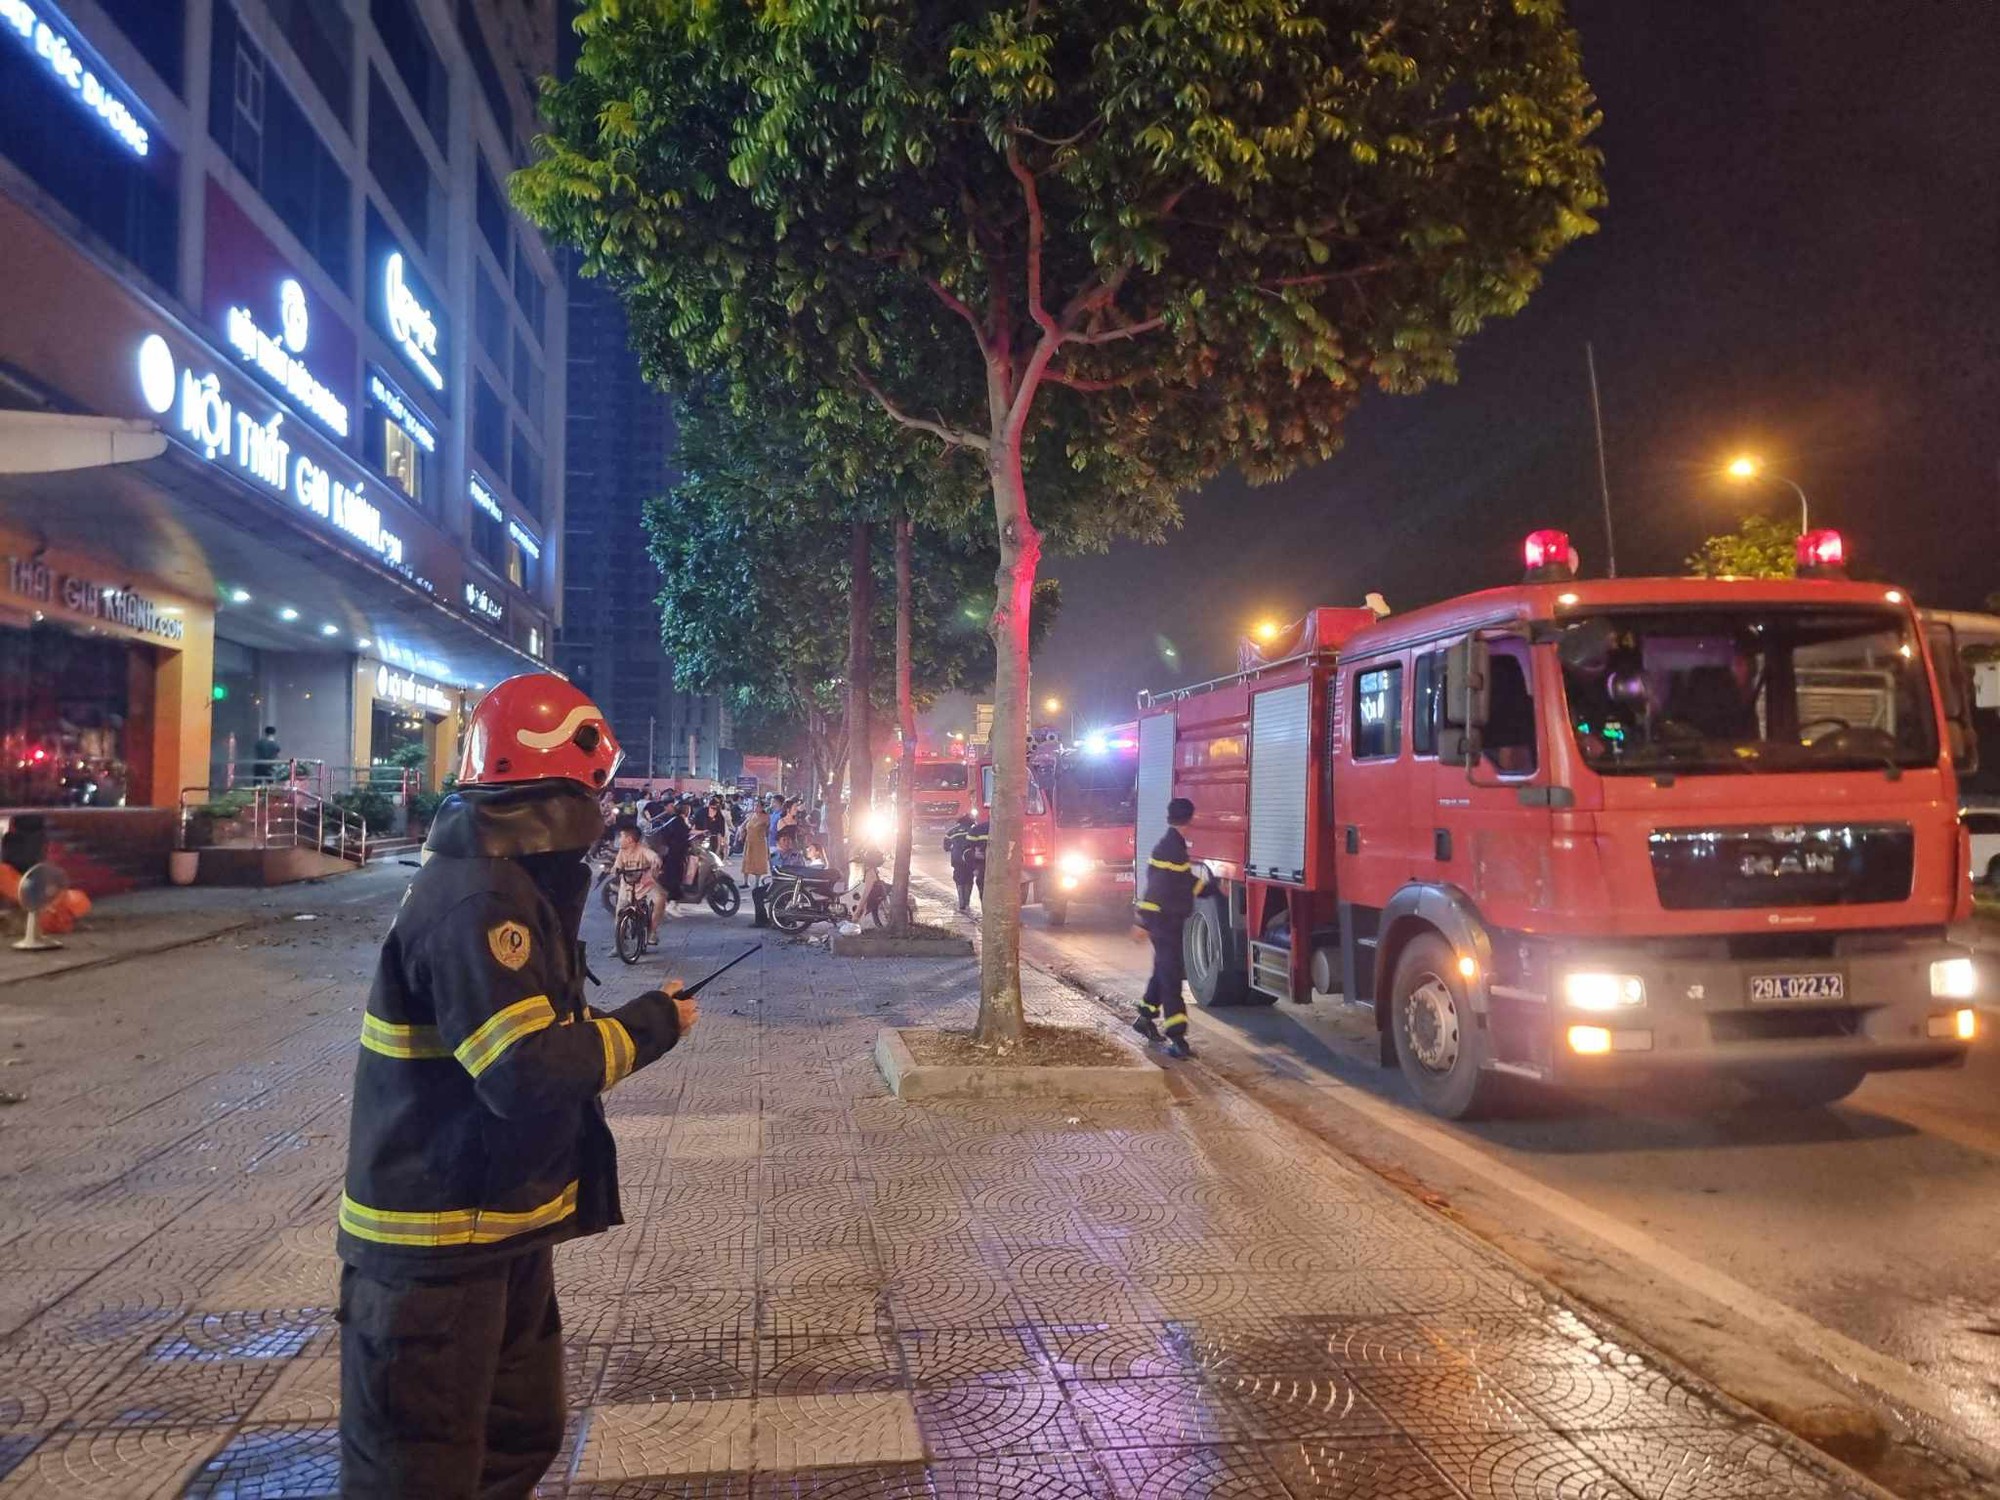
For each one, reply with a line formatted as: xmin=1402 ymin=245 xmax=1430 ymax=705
xmin=1134 ymin=796 xmax=1205 ymax=1059
xmin=942 ymin=811 xmax=978 ymax=911
xmin=337 ymin=674 xmax=699 ymax=1498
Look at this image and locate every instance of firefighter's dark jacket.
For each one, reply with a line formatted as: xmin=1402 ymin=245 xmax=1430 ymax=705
xmin=339 ymin=780 xmax=683 ymax=1276
xmin=1136 ymin=826 xmax=1207 ymax=926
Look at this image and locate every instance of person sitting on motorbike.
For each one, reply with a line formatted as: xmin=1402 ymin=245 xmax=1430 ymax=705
xmin=771 ymin=825 xmax=828 ymax=880
xmin=607 ymin=818 xmax=669 ymax=936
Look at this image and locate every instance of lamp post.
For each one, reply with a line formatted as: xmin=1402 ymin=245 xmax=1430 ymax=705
xmin=1725 ymin=454 xmax=1810 ymax=534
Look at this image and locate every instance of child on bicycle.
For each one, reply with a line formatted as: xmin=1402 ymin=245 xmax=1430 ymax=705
xmin=609 ymin=817 xmax=668 ymax=936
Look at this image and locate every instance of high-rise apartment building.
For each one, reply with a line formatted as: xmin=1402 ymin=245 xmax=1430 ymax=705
xmin=0 ymin=0 xmax=567 ymax=843
xmin=558 ymin=267 xmax=725 ymax=782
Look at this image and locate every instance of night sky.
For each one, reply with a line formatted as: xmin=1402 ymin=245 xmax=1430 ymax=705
xmin=1033 ymin=0 xmax=2000 ymax=731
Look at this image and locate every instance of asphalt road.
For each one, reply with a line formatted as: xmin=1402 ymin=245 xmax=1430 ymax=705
xmin=913 ymin=845 xmax=2000 ymax=1487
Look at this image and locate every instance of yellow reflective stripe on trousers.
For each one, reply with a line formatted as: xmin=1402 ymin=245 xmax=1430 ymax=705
xmin=455 ymin=995 xmax=557 ymax=1077
xmin=1149 ymin=857 xmax=1192 ymax=872
xmin=359 ymin=1012 xmax=452 ymax=1060
xmin=338 ymin=1180 xmax=580 ymax=1248
xmin=594 ymin=1016 xmax=637 ymax=1090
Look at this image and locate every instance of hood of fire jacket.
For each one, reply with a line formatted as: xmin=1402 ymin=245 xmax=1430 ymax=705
xmin=424 ymin=780 xmax=604 ymax=860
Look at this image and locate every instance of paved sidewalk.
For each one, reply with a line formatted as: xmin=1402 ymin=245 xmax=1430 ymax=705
xmin=0 ymin=873 xmax=1884 ymax=1497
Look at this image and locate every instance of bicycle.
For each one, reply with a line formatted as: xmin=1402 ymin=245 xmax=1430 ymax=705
xmin=611 ymin=867 xmax=658 ymax=965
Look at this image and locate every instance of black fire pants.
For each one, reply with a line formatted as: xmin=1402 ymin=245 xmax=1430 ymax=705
xmin=338 ymin=1247 xmax=563 ymax=1499
xmin=952 ymin=861 xmax=976 ymax=910
xmin=1140 ymin=921 xmax=1188 ymax=1037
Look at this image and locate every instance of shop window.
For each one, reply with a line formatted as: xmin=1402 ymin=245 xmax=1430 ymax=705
xmin=99 ymin=0 xmax=186 ymax=93
xmin=0 ymin=43 xmax=179 ymax=289
xmin=457 ymin=0 xmax=514 ymax=153
xmin=1351 ymin=663 xmax=1402 ymax=761
xmin=211 ymin=5 xmax=350 ymax=282
xmin=371 ymin=0 xmax=448 ymax=144
xmin=476 ymin=157 xmax=509 ymax=267
xmin=368 ymin=68 xmax=434 ymax=253
xmin=505 ymin=534 xmax=531 ymax=590
xmin=0 ymin=625 xmax=139 ymax=807
xmin=471 ymin=505 xmax=506 ymax=572
xmin=510 ymin=427 xmax=540 ymax=518
xmin=267 ymin=0 xmax=352 ymax=128
xmin=381 ymin=417 xmax=424 ymax=504
xmin=472 ymin=375 xmax=507 ymax=470
xmin=513 ymin=256 xmax=545 ymax=342
xmin=476 ymin=266 xmax=509 ymax=361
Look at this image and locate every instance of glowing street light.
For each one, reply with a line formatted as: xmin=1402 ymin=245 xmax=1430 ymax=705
xmin=1723 ymin=453 xmax=1810 ymax=533
xmin=1042 ymin=696 xmax=1062 ymax=714
xmin=1254 ymin=619 xmax=1280 ymax=642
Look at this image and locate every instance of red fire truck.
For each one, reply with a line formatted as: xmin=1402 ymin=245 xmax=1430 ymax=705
xmin=908 ymin=750 xmax=977 ymax=826
xmin=1136 ymin=529 xmax=1980 ymax=1117
xmin=978 ymin=725 xmax=1141 ymax=923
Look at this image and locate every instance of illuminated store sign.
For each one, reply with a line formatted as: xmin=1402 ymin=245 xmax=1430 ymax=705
xmin=367 ymin=207 xmax=448 ymax=395
xmin=375 ymin=663 xmax=452 ymax=715
xmin=367 ymin=367 xmax=435 ymax=453
xmin=507 ymin=520 xmax=542 ymax=560
xmin=1 ymin=0 xmax=150 ymax=157
xmin=467 ymin=473 xmax=505 ymax=523
xmin=224 ymin=279 xmax=350 ymax=438
xmin=6 ymin=556 xmax=185 ymax=643
xmin=138 ymin=333 xmax=420 ymax=582
xmin=463 ymin=581 xmax=503 ymax=622
xmin=375 ymin=639 xmax=453 ymax=680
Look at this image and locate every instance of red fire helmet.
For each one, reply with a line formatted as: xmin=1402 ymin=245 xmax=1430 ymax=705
xmin=458 ymin=673 xmax=622 ymax=789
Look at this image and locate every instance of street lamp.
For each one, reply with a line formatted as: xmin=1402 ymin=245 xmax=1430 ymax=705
xmin=1723 ymin=453 xmax=1810 ymax=534
xmin=1254 ymin=619 xmax=1280 ymax=643
xmin=1042 ymin=696 xmax=1062 ymax=715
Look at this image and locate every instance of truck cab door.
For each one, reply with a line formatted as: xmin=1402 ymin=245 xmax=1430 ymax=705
xmin=1429 ymin=634 xmax=1557 ymax=920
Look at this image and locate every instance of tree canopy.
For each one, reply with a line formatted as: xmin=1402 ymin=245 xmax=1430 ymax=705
xmin=1686 ymin=515 xmax=1799 ymax=580
xmin=519 ymin=0 xmax=1604 ymax=1043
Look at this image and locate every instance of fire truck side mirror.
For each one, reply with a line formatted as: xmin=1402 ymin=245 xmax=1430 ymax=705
xmin=1443 ymin=639 xmax=1492 ymax=730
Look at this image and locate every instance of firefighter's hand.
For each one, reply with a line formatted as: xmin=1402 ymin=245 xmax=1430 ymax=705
xmin=658 ymin=979 xmax=698 ymax=1035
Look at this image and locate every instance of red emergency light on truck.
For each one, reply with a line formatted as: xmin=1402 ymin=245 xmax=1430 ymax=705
xmin=1136 ymin=532 xmax=1980 ymax=1118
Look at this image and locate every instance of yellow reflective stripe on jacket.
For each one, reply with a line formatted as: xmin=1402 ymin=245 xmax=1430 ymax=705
xmin=1135 ymin=899 xmax=1161 ymax=913
xmin=594 ymin=1016 xmax=637 ymax=1090
xmin=338 ymin=1180 xmax=580 ymax=1248
xmin=455 ymin=995 xmax=557 ymax=1078
xmin=1192 ymin=872 xmax=1210 ymax=896
xmin=359 ymin=1012 xmax=452 ymax=1060
xmin=1148 ymin=857 xmax=1192 ymax=872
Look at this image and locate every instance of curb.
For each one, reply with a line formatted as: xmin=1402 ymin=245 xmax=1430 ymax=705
xmin=0 ymin=916 xmax=264 ymax=989
xmin=832 ymin=932 xmax=975 ymax=958
xmin=873 ymin=1025 xmax=1168 ymax=1102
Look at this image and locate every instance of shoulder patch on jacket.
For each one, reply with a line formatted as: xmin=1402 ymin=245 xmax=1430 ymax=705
xmin=487 ymin=920 xmax=533 ymax=971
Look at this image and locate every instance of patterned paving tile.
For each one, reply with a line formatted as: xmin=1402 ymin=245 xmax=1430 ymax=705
xmin=753 ymin=1391 xmax=926 ymax=1471
xmin=758 ymin=1335 xmax=904 ymax=1396
xmin=573 ymin=1399 xmax=756 ymax=1481
xmin=181 ymin=1426 xmax=340 ymax=1498
xmin=1568 ymin=1424 xmax=1870 ymax=1500
xmin=596 ymin=1339 xmax=757 ymax=1404
xmin=0 ymin=1424 xmax=231 ymax=1499
xmin=747 ymin=1463 xmax=930 ymax=1499
xmin=914 ymin=1379 xmax=1088 ymax=1458
xmin=1265 ymin=1434 xmax=1465 ymax=1498
xmin=244 ymin=1358 xmax=340 ymax=1425
xmin=896 ymin=1327 xmax=1045 ymax=1388
xmin=927 ymin=1453 xmax=1110 ymax=1498
xmin=1093 ymin=1441 xmax=1297 ymax=1499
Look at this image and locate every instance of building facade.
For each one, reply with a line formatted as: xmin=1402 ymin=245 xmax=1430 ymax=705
xmin=558 ymin=250 xmax=726 ymax=782
xmin=0 ymin=0 xmax=566 ymax=838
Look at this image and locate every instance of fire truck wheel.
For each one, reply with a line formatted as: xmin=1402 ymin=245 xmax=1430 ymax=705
xmin=1389 ymin=933 xmax=1498 ymax=1119
xmin=1185 ymin=895 xmax=1258 ymax=1007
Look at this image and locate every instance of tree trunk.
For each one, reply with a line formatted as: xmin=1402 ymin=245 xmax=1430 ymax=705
xmin=890 ymin=516 xmax=916 ymax=933
xmin=840 ymin=517 xmax=875 ymax=876
xmin=975 ymin=432 xmax=1038 ymax=1050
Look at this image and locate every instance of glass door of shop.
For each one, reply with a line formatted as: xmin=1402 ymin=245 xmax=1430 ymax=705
xmin=0 ymin=623 xmax=146 ymax=806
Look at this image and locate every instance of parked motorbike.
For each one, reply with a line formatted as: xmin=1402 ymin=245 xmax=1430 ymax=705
xmin=767 ymin=845 xmax=915 ymax=933
xmin=684 ymin=835 xmax=742 ymax=917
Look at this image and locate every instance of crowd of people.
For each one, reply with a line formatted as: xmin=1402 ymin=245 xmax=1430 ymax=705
xmin=598 ymin=786 xmax=828 ymax=936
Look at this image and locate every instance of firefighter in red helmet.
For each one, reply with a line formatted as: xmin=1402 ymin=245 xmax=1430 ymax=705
xmin=337 ymin=674 xmax=697 ymax=1497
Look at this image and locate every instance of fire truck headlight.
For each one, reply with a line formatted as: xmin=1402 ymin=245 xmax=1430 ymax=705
xmin=1931 ymin=958 xmax=1977 ymax=1000
xmin=1058 ymin=851 xmax=1093 ymax=878
xmin=1563 ymin=971 xmax=1646 ymax=1011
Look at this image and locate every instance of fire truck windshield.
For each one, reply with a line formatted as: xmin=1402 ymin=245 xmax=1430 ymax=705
xmin=1053 ymin=756 xmax=1138 ymax=827
xmin=915 ymin=762 xmax=969 ymax=791
xmin=1556 ymin=607 xmax=1939 ymax=775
